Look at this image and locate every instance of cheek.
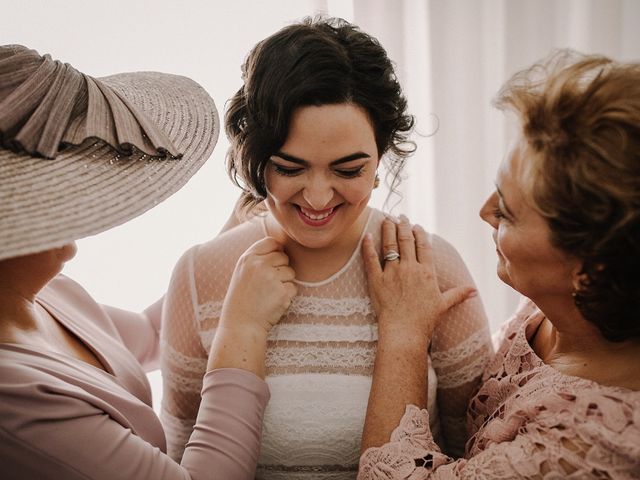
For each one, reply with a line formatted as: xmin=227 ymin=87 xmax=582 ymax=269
xmin=339 ymin=179 xmax=374 ymax=204
xmin=495 ymin=226 xmax=518 ymax=261
xmin=265 ymin=174 xmax=298 ymax=204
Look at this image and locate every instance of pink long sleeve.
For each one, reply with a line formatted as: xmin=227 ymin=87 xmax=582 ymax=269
xmin=1 ymin=276 xmax=270 ymax=480
xmin=1 ymin=363 xmax=269 ymax=480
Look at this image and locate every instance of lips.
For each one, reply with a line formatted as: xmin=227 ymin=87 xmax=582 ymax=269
xmin=296 ymin=205 xmax=339 ymax=226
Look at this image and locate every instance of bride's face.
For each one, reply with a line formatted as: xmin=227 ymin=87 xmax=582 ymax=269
xmin=265 ymin=103 xmax=379 ymax=250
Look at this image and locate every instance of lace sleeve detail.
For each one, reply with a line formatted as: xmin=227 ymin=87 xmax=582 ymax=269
xmin=358 ymin=405 xmax=452 ymax=480
xmin=359 ymin=400 xmax=640 ymax=479
xmin=160 ymin=246 xmax=208 ymax=461
xmin=428 ymin=235 xmax=493 ymax=456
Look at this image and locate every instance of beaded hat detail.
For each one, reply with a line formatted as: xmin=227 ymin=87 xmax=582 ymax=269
xmin=0 ymin=45 xmax=219 ymax=260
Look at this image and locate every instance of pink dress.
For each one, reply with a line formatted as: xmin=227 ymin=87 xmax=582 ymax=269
xmin=0 ymin=275 xmax=269 ymax=480
xmin=358 ymin=300 xmax=640 ymax=479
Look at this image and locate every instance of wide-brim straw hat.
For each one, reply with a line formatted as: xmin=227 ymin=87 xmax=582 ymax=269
xmin=0 ymin=45 xmax=219 ymax=261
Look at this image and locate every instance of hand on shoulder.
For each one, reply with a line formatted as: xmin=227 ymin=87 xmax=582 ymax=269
xmin=362 ymin=215 xmax=476 ymax=349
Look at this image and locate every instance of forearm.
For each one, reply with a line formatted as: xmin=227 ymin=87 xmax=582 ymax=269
xmin=207 ymin=325 xmax=268 ymax=379
xmin=361 ymin=327 xmax=430 ymax=452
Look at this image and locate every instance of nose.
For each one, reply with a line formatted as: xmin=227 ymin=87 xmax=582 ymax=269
xmin=479 ymin=192 xmax=498 ymax=228
xmin=302 ymin=174 xmax=334 ymax=210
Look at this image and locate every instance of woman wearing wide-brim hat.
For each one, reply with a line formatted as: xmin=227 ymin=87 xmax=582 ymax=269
xmin=0 ymin=45 xmax=296 ymax=479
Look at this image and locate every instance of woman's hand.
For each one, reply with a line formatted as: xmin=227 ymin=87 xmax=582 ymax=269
xmin=208 ymin=237 xmax=297 ymax=377
xmin=220 ymin=237 xmax=297 ymax=334
xmin=362 ymin=216 xmax=476 ymax=348
xmin=359 ymin=216 xmax=477 ymax=450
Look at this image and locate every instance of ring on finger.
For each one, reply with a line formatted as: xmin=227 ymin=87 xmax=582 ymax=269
xmin=384 ymin=250 xmax=400 ymax=262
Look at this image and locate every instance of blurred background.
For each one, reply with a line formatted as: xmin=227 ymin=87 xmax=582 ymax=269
xmin=3 ymin=0 xmax=639 ymax=408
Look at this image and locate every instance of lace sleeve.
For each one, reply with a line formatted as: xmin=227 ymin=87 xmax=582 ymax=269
xmin=358 ymin=402 xmax=640 ymax=480
xmin=429 ymin=235 xmax=493 ymax=457
xmin=160 ymin=246 xmax=208 ymax=461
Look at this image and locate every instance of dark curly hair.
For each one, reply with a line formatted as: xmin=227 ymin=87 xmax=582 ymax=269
xmin=495 ymin=50 xmax=640 ymax=341
xmin=225 ymin=16 xmax=415 ymax=208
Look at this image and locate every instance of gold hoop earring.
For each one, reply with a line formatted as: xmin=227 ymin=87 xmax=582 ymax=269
xmin=373 ymin=173 xmax=380 ymax=189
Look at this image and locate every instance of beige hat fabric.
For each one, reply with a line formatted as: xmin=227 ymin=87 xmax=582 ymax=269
xmin=0 ymin=45 xmax=219 ymax=261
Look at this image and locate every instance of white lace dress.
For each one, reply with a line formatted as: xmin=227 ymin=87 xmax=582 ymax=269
xmin=160 ymin=208 xmax=492 ymax=479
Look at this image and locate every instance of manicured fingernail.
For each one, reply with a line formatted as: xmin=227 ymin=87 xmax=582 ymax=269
xmin=399 ymin=214 xmax=409 ymax=223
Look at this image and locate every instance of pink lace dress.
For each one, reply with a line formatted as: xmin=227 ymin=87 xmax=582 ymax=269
xmin=358 ymin=300 xmax=640 ymax=479
xmin=161 ymin=208 xmax=492 ymax=479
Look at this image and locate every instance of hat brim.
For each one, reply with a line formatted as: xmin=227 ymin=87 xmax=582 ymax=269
xmin=0 ymin=72 xmax=219 ymax=261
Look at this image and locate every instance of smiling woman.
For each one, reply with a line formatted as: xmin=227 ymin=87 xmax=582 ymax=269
xmin=264 ymin=104 xmax=378 ymax=279
xmin=160 ymin=17 xmax=492 ymax=479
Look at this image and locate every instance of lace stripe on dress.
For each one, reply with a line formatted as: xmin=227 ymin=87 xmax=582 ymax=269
xmin=196 ymin=296 xmax=373 ymax=325
xmin=436 ymin=354 xmax=489 ymax=389
xmin=430 ymin=329 xmax=490 ymax=367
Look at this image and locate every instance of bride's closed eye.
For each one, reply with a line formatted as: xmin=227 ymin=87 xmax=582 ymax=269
xmin=272 ymin=163 xmax=304 ymax=177
xmin=334 ymin=165 xmax=366 ymax=178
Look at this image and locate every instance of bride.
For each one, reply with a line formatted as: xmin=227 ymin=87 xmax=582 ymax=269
xmin=160 ymin=17 xmax=492 ymax=479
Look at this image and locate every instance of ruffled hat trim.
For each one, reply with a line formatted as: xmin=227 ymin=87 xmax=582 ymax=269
xmin=0 ymin=45 xmax=180 ymax=159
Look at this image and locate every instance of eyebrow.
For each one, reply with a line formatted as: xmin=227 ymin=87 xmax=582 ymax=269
xmin=271 ymin=151 xmax=371 ymax=166
xmin=495 ymin=184 xmax=516 ymax=217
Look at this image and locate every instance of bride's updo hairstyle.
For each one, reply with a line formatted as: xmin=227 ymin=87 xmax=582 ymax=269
xmin=495 ymin=50 xmax=640 ymax=342
xmin=225 ymin=16 xmax=415 ymax=208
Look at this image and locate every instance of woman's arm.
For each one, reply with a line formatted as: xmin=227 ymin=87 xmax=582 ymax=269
xmin=1 ymin=367 xmax=269 ymax=480
xmin=427 ymin=236 xmax=493 ymax=456
xmin=360 ymin=217 xmax=475 ymax=452
xmin=161 ymin=237 xmax=295 ymax=466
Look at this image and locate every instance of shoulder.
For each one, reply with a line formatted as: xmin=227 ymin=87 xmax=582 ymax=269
xmin=427 ymin=233 xmax=474 ymax=289
xmin=40 ymin=275 xmax=102 ymax=315
xmin=492 ymin=297 xmax=539 ymax=350
xmin=532 ymin=381 xmax=640 ymax=455
xmin=38 ymin=275 xmax=120 ymax=339
xmin=197 ymin=216 xmax=266 ymax=261
xmin=194 ymin=217 xmax=266 ymax=276
xmin=167 ymin=217 xmax=266 ymax=304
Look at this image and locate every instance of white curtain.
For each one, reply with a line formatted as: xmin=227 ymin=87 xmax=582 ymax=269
xmin=335 ymin=0 xmax=640 ymax=330
xmin=4 ymin=0 xmax=638 ymax=332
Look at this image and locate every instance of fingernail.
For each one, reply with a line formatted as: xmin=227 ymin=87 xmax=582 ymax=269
xmin=399 ymin=214 xmax=409 ymax=223
xmin=384 ymin=214 xmax=399 ymax=223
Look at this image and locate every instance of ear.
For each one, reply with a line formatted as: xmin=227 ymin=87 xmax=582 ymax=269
xmin=571 ymin=261 xmax=605 ymax=291
xmin=570 ymin=261 xmax=587 ymax=292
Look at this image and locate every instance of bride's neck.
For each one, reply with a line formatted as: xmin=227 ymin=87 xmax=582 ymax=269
xmin=266 ymin=208 xmax=370 ymax=283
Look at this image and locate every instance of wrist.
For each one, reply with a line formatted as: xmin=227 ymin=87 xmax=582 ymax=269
xmin=207 ymin=324 xmax=269 ymax=378
xmin=376 ymin=318 xmax=432 ymax=353
xmin=217 ymin=316 xmax=271 ymax=340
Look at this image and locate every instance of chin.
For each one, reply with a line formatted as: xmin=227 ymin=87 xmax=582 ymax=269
xmin=59 ymin=243 xmax=78 ymax=262
xmin=290 ymin=231 xmax=337 ymax=250
xmin=496 ymin=265 xmax=513 ymax=289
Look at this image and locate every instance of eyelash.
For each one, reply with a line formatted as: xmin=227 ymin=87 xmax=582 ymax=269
xmin=273 ymin=165 xmax=303 ymax=177
xmin=493 ymin=207 xmax=506 ymax=220
xmin=272 ymin=164 xmax=365 ymax=178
